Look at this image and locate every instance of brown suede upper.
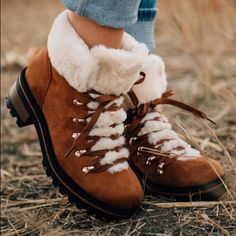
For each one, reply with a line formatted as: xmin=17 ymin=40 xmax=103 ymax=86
xmin=130 ymin=150 xmax=224 ymax=187
xmin=26 ymin=48 xmax=143 ymax=210
xmin=125 ymin=88 xmax=224 ymax=190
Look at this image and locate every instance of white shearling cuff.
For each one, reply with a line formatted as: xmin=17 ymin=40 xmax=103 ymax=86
xmin=47 ymin=10 xmax=152 ymax=96
xmin=48 ymin=11 xmax=167 ymax=99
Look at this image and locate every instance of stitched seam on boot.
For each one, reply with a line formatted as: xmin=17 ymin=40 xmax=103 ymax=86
xmin=40 ymin=56 xmax=53 ymax=108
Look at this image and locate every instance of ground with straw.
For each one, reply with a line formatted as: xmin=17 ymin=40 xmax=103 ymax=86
xmin=1 ymin=0 xmax=236 ymax=235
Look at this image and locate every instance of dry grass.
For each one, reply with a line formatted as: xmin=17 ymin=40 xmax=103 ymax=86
xmin=1 ymin=0 xmax=236 ymax=235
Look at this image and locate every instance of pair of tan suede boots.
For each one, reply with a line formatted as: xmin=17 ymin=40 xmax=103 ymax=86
xmin=7 ymin=11 xmax=225 ymax=219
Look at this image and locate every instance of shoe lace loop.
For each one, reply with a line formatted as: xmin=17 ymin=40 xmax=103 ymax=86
xmin=65 ymin=92 xmax=127 ymax=173
xmin=126 ymin=72 xmax=216 ymax=174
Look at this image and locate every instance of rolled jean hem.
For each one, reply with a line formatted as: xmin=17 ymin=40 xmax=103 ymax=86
xmin=138 ymin=8 xmax=157 ymax=21
xmin=73 ymin=14 xmax=138 ymax=29
xmin=61 ymin=0 xmax=141 ymax=28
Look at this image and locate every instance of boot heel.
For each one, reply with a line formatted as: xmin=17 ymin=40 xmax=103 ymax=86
xmin=6 ymin=80 xmax=33 ymax=127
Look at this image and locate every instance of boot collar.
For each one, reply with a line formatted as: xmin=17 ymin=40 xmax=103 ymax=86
xmin=48 ymin=10 xmax=149 ymax=96
xmin=48 ymin=10 xmax=167 ymax=102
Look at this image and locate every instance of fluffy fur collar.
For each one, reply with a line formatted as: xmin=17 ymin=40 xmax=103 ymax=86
xmin=48 ymin=10 xmax=167 ymax=101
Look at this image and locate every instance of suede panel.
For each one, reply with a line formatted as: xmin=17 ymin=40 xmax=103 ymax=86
xmin=25 ymin=48 xmax=143 ymax=210
xmin=26 ymin=49 xmax=52 ymax=108
xmin=131 ymin=149 xmax=224 ymax=187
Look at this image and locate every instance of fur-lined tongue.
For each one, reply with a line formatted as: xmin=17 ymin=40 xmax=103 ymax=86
xmin=131 ymin=55 xmax=167 ymax=105
xmin=88 ymin=45 xmax=147 ymax=96
xmin=48 ymin=10 xmax=151 ymax=96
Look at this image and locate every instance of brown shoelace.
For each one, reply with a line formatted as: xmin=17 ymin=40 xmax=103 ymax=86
xmin=126 ymin=73 xmax=216 ymax=174
xmin=65 ymin=91 xmax=127 ymax=173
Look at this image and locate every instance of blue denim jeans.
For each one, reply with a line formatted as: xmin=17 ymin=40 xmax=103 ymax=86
xmin=126 ymin=0 xmax=157 ymax=49
xmin=61 ymin=0 xmax=157 ymax=49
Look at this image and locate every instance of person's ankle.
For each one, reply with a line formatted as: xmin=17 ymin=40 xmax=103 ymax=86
xmin=68 ymin=11 xmax=124 ymax=49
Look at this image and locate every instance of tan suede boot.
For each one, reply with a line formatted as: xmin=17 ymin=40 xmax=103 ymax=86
xmin=125 ymin=56 xmax=226 ymax=201
xmin=5 ymin=11 xmax=153 ymax=219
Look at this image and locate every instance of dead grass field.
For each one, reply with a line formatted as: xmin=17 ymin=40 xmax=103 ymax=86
xmin=1 ymin=0 xmax=236 ymax=235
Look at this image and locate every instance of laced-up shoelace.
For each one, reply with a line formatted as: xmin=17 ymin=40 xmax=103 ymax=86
xmin=65 ymin=91 xmax=128 ymax=174
xmin=126 ymin=73 xmax=216 ymax=175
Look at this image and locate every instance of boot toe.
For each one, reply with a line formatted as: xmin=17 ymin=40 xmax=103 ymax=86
xmin=84 ymin=168 xmax=143 ymax=211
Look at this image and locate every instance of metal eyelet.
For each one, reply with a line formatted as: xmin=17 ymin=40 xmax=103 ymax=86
xmin=75 ymin=150 xmax=87 ymax=157
xmin=73 ymin=99 xmax=83 ymax=106
xmin=137 ymin=146 xmax=143 ymax=156
xmin=146 ymin=156 xmax=156 ymax=165
xmin=137 ymin=146 xmax=143 ymax=152
xmin=72 ymin=118 xmax=78 ymax=123
xmin=72 ymin=132 xmax=80 ymax=139
xmin=129 ymin=137 xmax=137 ymax=145
xmin=158 ymin=162 xmax=164 ymax=168
xmin=82 ymin=166 xmax=94 ymax=174
xmin=72 ymin=118 xmax=85 ymax=124
xmin=157 ymin=162 xmax=165 ymax=174
xmin=78 ymin=118 xmax=85 ymax=124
